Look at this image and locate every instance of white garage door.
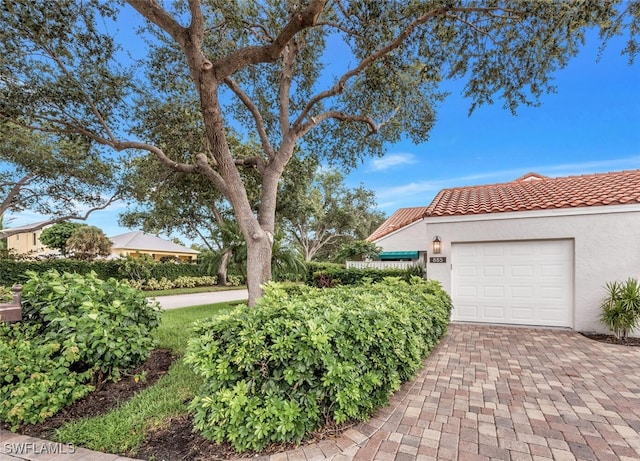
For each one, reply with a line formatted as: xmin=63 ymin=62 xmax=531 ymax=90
xmin=451 ymin=240 xmax=573 ymax=327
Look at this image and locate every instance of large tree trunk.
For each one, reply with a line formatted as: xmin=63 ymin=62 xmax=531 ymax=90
xmin=216 ymin=248 xmax=231 ymax=286
xmin=245 ymin=231 xmax=273 ymax=305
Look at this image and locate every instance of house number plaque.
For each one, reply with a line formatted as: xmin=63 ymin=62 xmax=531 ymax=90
xmin=429 ymin=257 xmax=447 ymax=263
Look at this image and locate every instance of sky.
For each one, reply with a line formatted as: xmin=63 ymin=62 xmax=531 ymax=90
xmin=5 ymin=16 xmax=640 ymax=243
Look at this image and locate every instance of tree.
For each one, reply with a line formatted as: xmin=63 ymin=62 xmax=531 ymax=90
xmin=65 ymin=225 xmax=112 ymax=260
xmin=119 ymin=134 xmax=263 ymax=285
xmin=0 ymin=121 xmax=119 ymax=237
xmin=278 ymin=158 xmax=385 ymax=261
xmin=39 ymin=222 xmax=88 ymax=256
xmin=1 ymin=1 xmax=635 ymax=305
xmin=336 ymin=240 xmax=382 ymax=263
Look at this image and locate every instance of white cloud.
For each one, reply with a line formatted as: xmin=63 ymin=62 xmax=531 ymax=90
xmin=369 ymin=153 xmax=418 ymax=171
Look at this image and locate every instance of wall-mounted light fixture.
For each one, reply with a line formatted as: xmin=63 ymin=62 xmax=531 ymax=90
xmin=432 ymin=236 xmax=441 ymax=254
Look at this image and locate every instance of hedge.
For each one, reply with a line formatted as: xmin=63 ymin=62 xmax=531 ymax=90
xmin=307 ymin=262 xmax=424 ymax=287
xmin=0 ymin=258 xmax=204 ymax=286
xmin=185 ymin=277 xmax=452 ymax=451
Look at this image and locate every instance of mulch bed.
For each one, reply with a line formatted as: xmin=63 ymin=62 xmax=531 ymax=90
xmin=581 ymin=332 xmax=640 ymax=346
xmin=1 ymin=348 xmax=352 ymax=461
xmin=0 ymin=349 xmax=174 ymax=439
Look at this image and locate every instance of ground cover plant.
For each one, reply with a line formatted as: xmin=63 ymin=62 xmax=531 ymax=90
xmin=186 ymin=277 xmax=452 ymax=451
xmin=0 ymin=270 xmax=161 ymax=428
xmin=50 ymin=302 xmax=237 ymax=454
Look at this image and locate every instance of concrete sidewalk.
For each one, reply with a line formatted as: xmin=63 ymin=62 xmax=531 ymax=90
xmin=0 ymin=430 xmax=140 ymax=461
xmin=151 ymin=288 xmax=248 ymax=310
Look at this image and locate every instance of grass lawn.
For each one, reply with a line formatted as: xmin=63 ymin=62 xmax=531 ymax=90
xmin=52 ymin=301 xmax=241 ymax=454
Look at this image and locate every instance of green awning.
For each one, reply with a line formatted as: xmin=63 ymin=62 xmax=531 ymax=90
xmin=379 ymin=251 xmax=419 ymax=260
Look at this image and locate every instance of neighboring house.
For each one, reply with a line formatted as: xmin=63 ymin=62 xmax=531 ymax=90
xmin=1 ymin=221 xmax=55 ymax=257
xmin=368 ymin=170 xmax=640 ymax=334
xmin=109 ymin=231 xmax=200 ymax=262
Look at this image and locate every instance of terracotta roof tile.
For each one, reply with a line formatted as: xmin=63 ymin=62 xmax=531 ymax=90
xmin=426 ymin=169 xmax=640 ymax=217
xmin=367 ymin=206 xmax=429 ymax=242
xmin=368 ymin=169 xmax=640 ymax=241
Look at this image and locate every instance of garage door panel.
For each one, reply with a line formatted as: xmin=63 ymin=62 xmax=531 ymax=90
xmin=451 ymin=240 xmax=573 ymax=327
xmin=511 ymin=286 xmax=534 ymax=298
xmin=483 ymin=286 xmax=505 ymax=297
xmin=483 ymin=306 xmax=506 ymax=320
xmin=483 ymin=265 xmax=505 ymax=277
xmin=511 ymin=265 xmax=534 ymax=277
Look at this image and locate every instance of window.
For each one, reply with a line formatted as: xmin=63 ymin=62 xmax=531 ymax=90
xmin=33 ymin=233 xmax=37 ymax=246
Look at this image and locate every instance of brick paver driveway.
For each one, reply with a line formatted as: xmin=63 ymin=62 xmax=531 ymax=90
xmin=250 ymin=324 xmax=640 ymax=461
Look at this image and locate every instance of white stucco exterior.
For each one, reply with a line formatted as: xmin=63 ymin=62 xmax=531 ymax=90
xmin=372 ymin=203 xmax=640 ymax=334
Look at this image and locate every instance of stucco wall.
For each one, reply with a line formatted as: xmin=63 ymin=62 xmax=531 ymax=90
xmin=422 ymin=205 xmax=640 ymax=334
xmin=373 ymin=219 xmax=428 ymax=252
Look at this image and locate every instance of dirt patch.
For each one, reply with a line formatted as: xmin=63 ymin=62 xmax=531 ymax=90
xmin=1 ymin=349 xmax=174 ymax=439
xmin=134 ymin=414 xmax=353 ymax=461
xmin=581 ymin=333 xmax=640 ymax=346
xmin=3 ymin=348 xmax=352 ymax=460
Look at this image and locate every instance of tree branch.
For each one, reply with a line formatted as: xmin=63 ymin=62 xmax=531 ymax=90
xmin=234 ymin=156 xmax=266 ymax=173
xmin=296 ymin=110 xmax=378 ymax=138
xmin=223 ymin=77 xmax=275 ymax=159
xmin=212 ymin=0 xmax=327 ymax=80
xmin=0 ymin=193 xmax=122 ymax=239
xmin=0 ymin=173 xmax=35 ymax=216
xmin=294 ymin=6 xmax=517 ymax=129
xmin=126 ymin=0 xmax=189 ymax=48
xmin=278 ymin=39 xmax=297 ymax=137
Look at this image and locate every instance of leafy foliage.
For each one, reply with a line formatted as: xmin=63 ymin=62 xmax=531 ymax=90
xmin=0 ymin=258 xmax=203 ymax=286
xmin=335 ymin=240 xmax=383 ymax=262
xmin=2 ymin=1 xmax=633 ymax=305
xmin=277 ymin=159 xmax=385 ymax=261
xmin=21 ymin=270 xmax=161 ymax=378
xmin=307 ymin=263 xmax=423 ymax=288
xmin=0 ymin=323 xmax=95 ymax=429
xmin=600 ymin=278 xmax=640 ymax=340
xmin=185 ymin=277 xmax=452 ymax=451
xmin=0 ymin=270 xmax=161 ymax=428
xmin=39 ymin=222 xmax=87 ymax=256
xmin=65 ymin=225 xmax=112 ymax=260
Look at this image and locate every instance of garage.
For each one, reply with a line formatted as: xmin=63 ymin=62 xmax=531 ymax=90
xmin=451 ymin=240 xmax=574 ymax=327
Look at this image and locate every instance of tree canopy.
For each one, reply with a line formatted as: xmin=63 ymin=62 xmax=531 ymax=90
xmin=1 ymin=0 xmax=637 ymax=304
xmin=278 ymin=157 xmax=385 ymax=261
xmin=39 ymin=222 xmax=88 ymax=256
xmin=65 ymin=225 xmax=112 ymax=260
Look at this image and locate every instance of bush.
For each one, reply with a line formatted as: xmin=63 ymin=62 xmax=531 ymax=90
xmin=0 ymin=323 xmax=94 ymax=429
xmin=21 ymin=270 xmax=161 ymax=379
xmin=308 ymin=264 xmax=424 ymax=288
xmin=185 ymin=277 xmax=451 ymax=451
xmin=0 ymin=258 xmax=204 ymax=286
xmin=600 ymin=278 xmax=640 ymax=340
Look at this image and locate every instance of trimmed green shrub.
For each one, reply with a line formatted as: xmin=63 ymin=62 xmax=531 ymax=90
xmin=21 ymin=270 xmax=161 ymax=379
xmin=185 ymin=277 xmax=451 ymax=451
xmin=308 ymin=264 xmax=424 ymax=287
xmin=0 ymin=258 xmax=204 ymax=286
xmin=0 ymin=323 xmax=94 ymax=428
xmin=600 ymin=278 xmax=640 ymax=340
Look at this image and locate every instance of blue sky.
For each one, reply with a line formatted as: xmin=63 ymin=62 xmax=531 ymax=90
xmin=6 ymin=23 xmax=640 ymax=242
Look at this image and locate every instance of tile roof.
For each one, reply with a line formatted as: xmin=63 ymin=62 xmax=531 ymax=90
xmin=109 ymin=231 xmax=199 ymax=254
xmin=368 ymin=169 xmax=640 ymax=241
xmin=367 ymin=206 xmax=429 ymax=242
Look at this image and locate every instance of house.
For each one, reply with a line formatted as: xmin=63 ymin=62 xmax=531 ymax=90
xmin=109 ymin=231 xmax=199 ymax=262
xmin=1 ymin=221 xmax=55 ymax=257
xmin=368 ymin=170 xmax=640 ymax=334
